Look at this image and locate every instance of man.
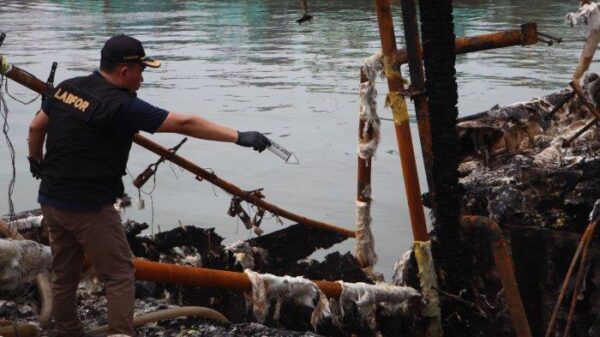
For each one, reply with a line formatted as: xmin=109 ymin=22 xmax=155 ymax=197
xmin=27 ymin=35 xmax=271 ymax=337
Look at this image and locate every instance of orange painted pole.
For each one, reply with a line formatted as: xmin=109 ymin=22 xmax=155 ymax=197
xmin=394 ymin=23 xmax=538 ymax=65
xmin=133 ymin=258 xmax=343 ymax=298
xmin=373 ymin=0 xmax=428 ymax=242
xmin=0 ymin=61 xmax=356 ymax=239
xmin=461 ymin=216 xmax=532 ymax=337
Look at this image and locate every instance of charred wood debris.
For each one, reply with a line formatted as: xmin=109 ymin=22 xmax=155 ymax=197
xmin=1 ymin=81 xmax=598 ymax=336
xmin=453 ymin=83 xmax=599 ymax=337
xmin=0 ymin=42 xmax=598 ymax=335
xmin=1 ymin=214 xmax=417 ymax=337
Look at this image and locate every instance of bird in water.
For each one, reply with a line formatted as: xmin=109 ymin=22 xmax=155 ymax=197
xmin=296 ymin=0 xmax=313 ymax=25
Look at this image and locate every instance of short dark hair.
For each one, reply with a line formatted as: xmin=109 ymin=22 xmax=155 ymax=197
xmin=100 ymin=58 xmax=123 ymax=73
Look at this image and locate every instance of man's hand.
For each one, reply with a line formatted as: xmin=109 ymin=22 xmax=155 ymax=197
xmin=27 ymin=157 xmax=42 ymax=179
xmin=236 ymin=131 xmax=271 ymax=152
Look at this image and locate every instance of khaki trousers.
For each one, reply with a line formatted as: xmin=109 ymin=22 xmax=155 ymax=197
xmin=42 ymin=204 xmax=135 ymax=337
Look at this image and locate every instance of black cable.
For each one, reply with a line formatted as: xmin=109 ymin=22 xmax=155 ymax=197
xmin=0 ymin=74 xmax=17 ymax=224
xmin=4 ymin=76 xmax=39 ymax=105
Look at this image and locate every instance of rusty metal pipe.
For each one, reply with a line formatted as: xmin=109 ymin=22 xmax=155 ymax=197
xmin=544 ymin=219 xmax=597 ymax=337
xmin=562 ymin=223 xmax=595 ymax=337
xmin=374 ymin=0 xmax=428 ymax=242
xmin=133 ymin=135 xmax=356 ymax=238
xmin=399 ymin=0 xmax=434 ymax=212
xmin=564 ymin=117 xmax=599 ymax=147
xmin=355 ymin=69 xmax=376 ymax=269
xmin=1 ymin=63 xmax=355 ymax=239
xmin=394 ymin=23 xmax=538 ymax=65
xmin=86 ymin=306 xmax=228 ymax=335
xmin=357 ymin=70 xmax=372 ymax=204
xmin=4 ymin=66 xmax=50 ymax=94
xmin=0 ymin=322 xmax=39 ymax=337
xmin=572 ymin=30 xmax=600 ymax=82
xmin=132 ymin=258 xmax=343 ymax=299
xmin=461 ymin=216 xmax=532 ymax=337
xmin=569 ymin=81 xmax=600 ymax=120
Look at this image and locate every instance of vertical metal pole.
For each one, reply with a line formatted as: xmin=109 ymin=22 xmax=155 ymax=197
xmin=373 ymin=0 xmax=428 ymax=242
xmin=357 ymin=71 xmax=372 ymax=205
xmin=399 ymin=0 xmax=435 ymax=206
xmin=355 ymin=70 xmax=376 ymax=270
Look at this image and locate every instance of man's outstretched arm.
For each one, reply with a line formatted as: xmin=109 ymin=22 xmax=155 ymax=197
xmin=156 ymin=112 xmax=238 ymax=142
xmin=156 ymin=111 xmax=271 ymax=152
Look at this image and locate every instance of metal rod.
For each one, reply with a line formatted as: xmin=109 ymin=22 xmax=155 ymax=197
xmin=373 ymin=0 xmax=428 ymax=242
xmin=133 ymin=258 xmax=344 ymax=298
xmin=545 ymin=91 xmax=575 ymax=121
xmin=394 ymin=23 xmax=538 ymax=65
xmin=536 ymin=31 xmax=562 ymax=43
xmin=133 ymin=135 xmax=356 ymax=238
xmin=399 ymin=0 xmax=434 ymax=215
xmin=562 ymin=223 xmax=595 ymax=337
xmin=569 ymin=81 xmax=600 ymax=120
xmin=563 ymin=117 xmax=599 ymax=147
xmin=544 ymin=222 xmax=595 ymax=337
xmin=2 ymin=63 xmax=356 ymax=239
xmin=461 ymin=216 xmax=532 ymax=337
xmin=132 ymin=137 xmax=188 ymax=189
xmin=357 ymin=69 xmax=372 ymax=204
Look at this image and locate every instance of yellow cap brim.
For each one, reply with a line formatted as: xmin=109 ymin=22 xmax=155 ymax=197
xmin=141 ymin=57 xmax=161 ymax=68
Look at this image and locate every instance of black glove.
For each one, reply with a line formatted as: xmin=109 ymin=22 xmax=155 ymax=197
xmin=236 ymin=131 xmax=271 ymax=153
xmin=27 ymin=156 xmax=42 ymax=179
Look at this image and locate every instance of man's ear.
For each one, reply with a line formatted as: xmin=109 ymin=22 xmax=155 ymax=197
xmin=118 ymin=64 xmax=129 ymax=77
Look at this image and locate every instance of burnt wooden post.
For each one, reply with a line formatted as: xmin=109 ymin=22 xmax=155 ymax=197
xmin=417 ymin=0 xmax=469 ymax=336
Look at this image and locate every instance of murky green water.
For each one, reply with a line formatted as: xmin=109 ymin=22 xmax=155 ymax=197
xmin=0 ymin=0 xmax=591 ymax=278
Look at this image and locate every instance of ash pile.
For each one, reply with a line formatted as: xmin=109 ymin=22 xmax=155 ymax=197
xmin=0 ymin=213 xmax=422 ymax=337
xmin=455 ymin=79 xmax=600 ymax=337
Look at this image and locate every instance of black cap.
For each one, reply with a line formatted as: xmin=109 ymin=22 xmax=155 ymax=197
xmin=101 ymin=35 xmax=161 ymax=68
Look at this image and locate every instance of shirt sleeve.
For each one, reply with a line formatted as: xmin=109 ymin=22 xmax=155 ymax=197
xmin=41 ymin=97 xmax=52 ymax=116
xmin=112 ymin=98 xmax=169 ymax=134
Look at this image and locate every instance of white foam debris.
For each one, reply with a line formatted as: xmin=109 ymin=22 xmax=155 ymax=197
xmin=566 ymin=2 xmax=600 ymax=34
xmin=243 ymin=269 xmax=421 ymax=332
xmin=358 ymin=53 xmax=383 ymax=160
xmin=392 ymin=249 xmax=412 ymax=286
xmin=244 ymin=270 xmax=330 ymax=330
xmin=533 ymin=137 xmax=566 ymax=167
xmin=226 ymin=241 xmax=256 ymax=270
xmin=4 ymin=214 xmax=43 ymax=231
xmin=337 ymin=281 xmax=421 ymax=319
xmin=0 ymin=238 xmax=51 ymax=290
xmin=355 ymin=200 xmax=378 ymax=270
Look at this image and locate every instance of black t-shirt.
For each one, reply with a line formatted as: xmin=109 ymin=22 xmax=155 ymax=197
xmin=38 ymin=75 xmax=169 ymax=210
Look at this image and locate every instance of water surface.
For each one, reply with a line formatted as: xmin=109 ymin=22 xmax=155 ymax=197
xmin=0 ymin=0 xmax=591 ymax=278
